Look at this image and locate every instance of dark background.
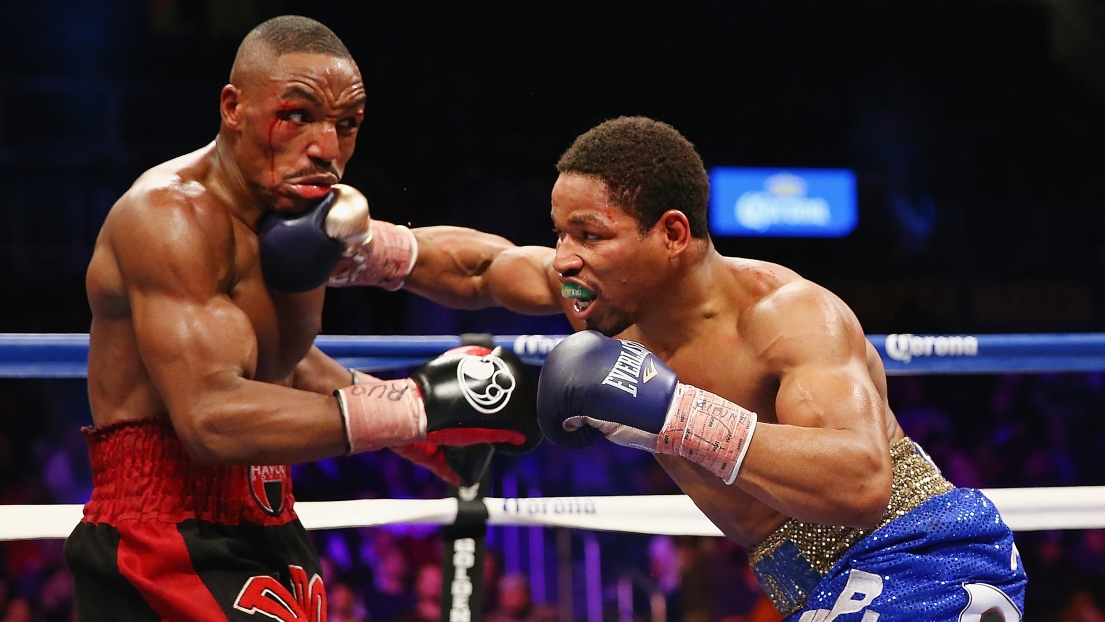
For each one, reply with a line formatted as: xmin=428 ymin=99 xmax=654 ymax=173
xmin=3 ymin=1 xmax=1105 ymax=620
xmin=5 ymin=0 xmax=1105 ymax=337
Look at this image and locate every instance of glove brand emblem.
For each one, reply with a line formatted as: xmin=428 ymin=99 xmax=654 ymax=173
xmin=457 ymin=354 xmax=517 ymax=414
xmin=601 ymin=340 xmax=652 ymax=397
xmin=642 ymin=359 xmax=658 ymax=383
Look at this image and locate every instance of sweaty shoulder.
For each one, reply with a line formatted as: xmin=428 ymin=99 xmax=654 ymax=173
xmin=729 ymin=258 xmax=867 ymax=367
xmin=99 ymin=147 xmax=234 ymax=294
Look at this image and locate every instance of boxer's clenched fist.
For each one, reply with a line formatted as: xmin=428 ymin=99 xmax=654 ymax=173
xmin=335 ymin=345 xmax=542 ymax=456
xmin=537 ymin=331 xmax=757 ymax=485
xmin=258 ymin=184 xmax=372 ymax=292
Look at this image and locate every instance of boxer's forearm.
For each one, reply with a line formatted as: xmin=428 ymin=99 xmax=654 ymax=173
xmin=403 ymin=226 xmax=513 ymax=308
xmin=405 ymin=226 xmax=561 ymax=314
xmin=171 ymin=378 xmax=350 ymax=466
xmin=734 ymin=423 xmax=892 ymax=529
xmin=290 ymin=345 xmax=354 ymax=395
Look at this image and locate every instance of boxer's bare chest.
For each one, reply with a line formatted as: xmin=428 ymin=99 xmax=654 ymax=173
xmin=228 ymin=219 xmax=324 ymax=383
xmin=642 ymin=324 xmax=789 ymax=544
xmin=654 ymin=328 xmax=779 ymax=421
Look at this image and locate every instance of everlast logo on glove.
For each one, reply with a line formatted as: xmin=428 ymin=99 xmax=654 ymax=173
xmin=249 ymin=465 xmax=289 ymax=516
xmin=600 ymin=341 xmax=652 ymax=397
xmin=457 ymin=354 xmax=517 ymax=414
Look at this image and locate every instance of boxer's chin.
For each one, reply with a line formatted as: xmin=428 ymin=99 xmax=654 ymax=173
xmin=268 ymin=194 xmax=317 ymax=216
xmin=586 ymin=311 xmax=634 ymax=338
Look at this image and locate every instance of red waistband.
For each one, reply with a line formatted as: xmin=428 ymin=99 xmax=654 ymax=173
xmin=82 ymin=419 xmax=297 ymax=526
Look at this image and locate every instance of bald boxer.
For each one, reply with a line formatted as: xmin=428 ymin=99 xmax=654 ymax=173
xmin=326 ymin=117 xmax=1027 ymax=620
xmin=68 ymin=16 xmax=538 ymax=622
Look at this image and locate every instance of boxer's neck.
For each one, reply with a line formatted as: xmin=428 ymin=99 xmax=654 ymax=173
xmin=634 ymin=246 xmax=729 ymax=353
xmin=209 ymin=137 xmax=265 ymax=231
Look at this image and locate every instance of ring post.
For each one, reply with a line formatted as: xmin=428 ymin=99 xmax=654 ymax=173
xmin=439 ymin=333 xmax=498 ymax=622
xmin=440 ymin=462 xmax=492 ymax=622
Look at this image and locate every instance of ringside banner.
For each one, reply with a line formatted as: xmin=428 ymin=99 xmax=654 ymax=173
xmin=708 ymin=167 xmax=857 ymax=237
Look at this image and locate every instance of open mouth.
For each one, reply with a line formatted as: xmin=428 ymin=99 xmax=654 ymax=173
xmin=562 ymin=282 xmax=597 ymax=314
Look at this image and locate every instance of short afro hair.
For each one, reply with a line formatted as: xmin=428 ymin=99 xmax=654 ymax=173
xmin=240 ymin=15 xmax=352 ymax=61
xmin=556 ymin=117 xmax=710 ymax=238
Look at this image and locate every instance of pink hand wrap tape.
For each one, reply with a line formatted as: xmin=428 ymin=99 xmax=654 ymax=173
xmin=336 ymin=373 xmax=426 ymax=454
xmin=329 ymin=221 xmax=418 ymax=291
xmin=659 ymin=384 xmax=757 ymax=485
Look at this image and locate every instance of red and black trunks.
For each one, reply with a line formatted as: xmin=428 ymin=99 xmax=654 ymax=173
xmin=64 ymin=420 xmax=328 ymax=621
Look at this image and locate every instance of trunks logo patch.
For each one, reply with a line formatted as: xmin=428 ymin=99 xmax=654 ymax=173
xmin=234 ymin=565 xmax=326 ymax=621
xmin=249 ymin=465 xmax=288 ymax=516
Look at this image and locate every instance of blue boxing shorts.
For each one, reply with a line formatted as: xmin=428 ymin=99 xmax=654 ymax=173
xmin=786 ymin=488 xmax=1025 ymax=622
xmin=751 ymin=437 xmax=1026 ymax=622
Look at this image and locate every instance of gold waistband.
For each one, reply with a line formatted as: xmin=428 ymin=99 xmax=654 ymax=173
xmin=749 ymin=437 xmax=954 ymax=616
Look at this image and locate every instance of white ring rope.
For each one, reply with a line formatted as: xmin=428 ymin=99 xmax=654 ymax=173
xmin=3 ymin=488 xmax=1102 ymax=541
xmin=3 ymin=332 xmax=1103 ymax=542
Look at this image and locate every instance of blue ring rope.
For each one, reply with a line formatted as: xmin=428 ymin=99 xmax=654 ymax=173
xmin=1 ymin=332 xmax=1104 ymax=378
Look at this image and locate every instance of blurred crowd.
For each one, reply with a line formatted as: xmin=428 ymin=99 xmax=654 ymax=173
xmin=3 ymin=368 xmax=1105 ymax=621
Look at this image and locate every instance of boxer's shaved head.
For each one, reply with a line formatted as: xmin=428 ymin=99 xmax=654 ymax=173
xmin=229 ymin=15 xmax=353 ymax=85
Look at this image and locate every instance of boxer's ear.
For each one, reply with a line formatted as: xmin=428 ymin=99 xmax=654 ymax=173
xmin=657 ymin=209 xmax=693 ymax=258
xmin=220 ymin=84 xmax=243 ymax=129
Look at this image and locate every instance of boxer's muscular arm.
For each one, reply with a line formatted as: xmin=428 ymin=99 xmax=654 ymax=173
xmin=403 ymin=226 xmax=562 ymax=314
xmin=735 ymin=283 xmax=893 ymax=528
xmin=115 ymin=196 xmax=347 ymax=465
xmin=290 ymin=345 xmax=353 ymax=395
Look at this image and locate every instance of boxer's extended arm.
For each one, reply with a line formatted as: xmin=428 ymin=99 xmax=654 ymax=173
xmin=736 ymin=283 xmax=893 ymax=528
xmin=117 ymin=198 xmax=349 ymax=465
xmin=402 ymin=226 xmax=562 ymax=314
xmin=263 ymin=192 xmax=562 ymax=313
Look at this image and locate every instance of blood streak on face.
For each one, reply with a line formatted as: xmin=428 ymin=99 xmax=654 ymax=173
xmin=267 ymin=103 xmax=297 ymax=185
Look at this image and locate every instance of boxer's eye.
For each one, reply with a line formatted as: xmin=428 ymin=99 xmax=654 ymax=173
xmin=278 ymin=109 xmax=310 ymax=124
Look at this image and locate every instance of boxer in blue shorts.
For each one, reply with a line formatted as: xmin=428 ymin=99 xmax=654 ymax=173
xmin=315 ymin=116 xmax=1027 ymax=619
xmin=70 ymin=15 xmax=539 ymax=621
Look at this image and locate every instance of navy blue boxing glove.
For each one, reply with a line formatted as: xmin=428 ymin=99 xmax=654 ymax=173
xmin=259 ymin=185 xmax=371 ymax=292
xmin=537 ymin=331 xmax=758 ymax=485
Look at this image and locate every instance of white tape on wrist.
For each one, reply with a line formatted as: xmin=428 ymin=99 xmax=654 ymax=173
xmin=658 ymin=384 xmax=757 ymax=485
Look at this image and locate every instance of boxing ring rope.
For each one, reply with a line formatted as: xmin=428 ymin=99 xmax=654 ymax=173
xmin=2 ymin=331 xmax=1105 ymax=542
xmin=8 ymin=332 xmax=1105 ymax=377
xmin=5 ymin=487 xmax=1105 ymax=542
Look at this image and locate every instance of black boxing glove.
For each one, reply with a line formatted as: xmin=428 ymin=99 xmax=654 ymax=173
xmin=258 ymin=184 xmax=371 ymax=292
xmin=389 ymin=443 xmax=495 ymax=488
xmin=335 ymin=346 xmax=541 ymax=455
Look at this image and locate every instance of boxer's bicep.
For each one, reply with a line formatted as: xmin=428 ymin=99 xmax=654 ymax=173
xmin=114 ymin=203 xmax=257 ymax=430
xmin=131 ymin=287 xmax=258 ymax=413
xmin=751 ymin=280 xmax=883 ymax=433
xmin=775 ymin=359 xmax=883 ymax=432
xmin=761 ymin=361 xmax=892 ymax=525
xmin=737 ymin=284 xmax=893 ymax=525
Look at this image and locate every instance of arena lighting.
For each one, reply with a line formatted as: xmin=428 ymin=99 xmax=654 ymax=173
xmin=708 ymin=166 xmax=858 ymax=237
